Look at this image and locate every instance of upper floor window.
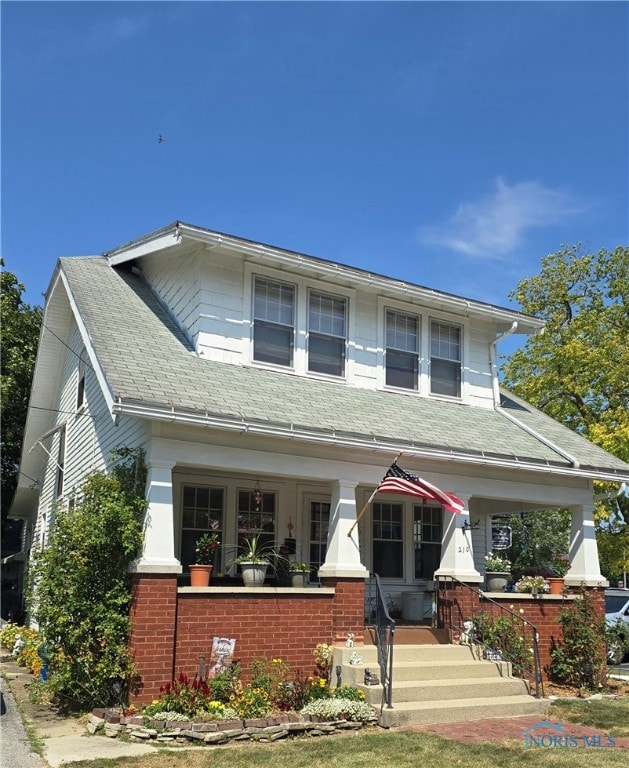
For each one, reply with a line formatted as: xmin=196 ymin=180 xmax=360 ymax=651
xmin=385 ymin=310 xmax=418 ymax=389
xmin=76 ymin=354 xmax=86 ymax=410
xmin=55 ymin=426 xmax=66 ymax=498
xmin=430 ymin=320 xmax=461 ymax=397
xmin=308 ymin=291 xmax=346 ymax=377
xmin=253 ymin=277 xmax=295 ymax=367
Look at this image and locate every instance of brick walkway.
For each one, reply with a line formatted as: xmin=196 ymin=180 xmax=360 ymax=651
xmin=405 ymin=715 xmax=629 ymax=748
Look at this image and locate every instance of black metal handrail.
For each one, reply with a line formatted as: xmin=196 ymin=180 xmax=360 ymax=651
xmin=435 ymin=575 xmax=543 ymax=698
xmin=369 ymin=572 xmax=396 ymax=709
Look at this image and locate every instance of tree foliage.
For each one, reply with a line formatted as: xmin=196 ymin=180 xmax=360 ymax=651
xmin=502 ymin=244 xmax=629 ymax=581
xmin=31 ymin=453 xmax=145 ymax=712
xmin=1 ymin=262 xmax=42 ymax=551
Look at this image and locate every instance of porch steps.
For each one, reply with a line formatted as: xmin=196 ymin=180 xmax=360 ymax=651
xmin=365 ymin=625 xmax=450 ymax=645
xmin=334 ymin=644 xmax=548 ymax=728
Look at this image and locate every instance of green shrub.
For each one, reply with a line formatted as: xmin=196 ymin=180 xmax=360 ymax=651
xmin=550 ymin=589 xmax=607 ymax=688
xmin=30 ymin=451 xmax=145 ymax=712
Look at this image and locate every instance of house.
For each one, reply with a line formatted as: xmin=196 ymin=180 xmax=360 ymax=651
xmin=12 ymin=222 xmax=629 ymax=702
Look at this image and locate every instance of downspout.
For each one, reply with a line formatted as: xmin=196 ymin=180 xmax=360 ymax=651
xmin=490 ymin=321 xmax=518 ymax=407
xmin=491 ymin=325 xmax=580 ymax=468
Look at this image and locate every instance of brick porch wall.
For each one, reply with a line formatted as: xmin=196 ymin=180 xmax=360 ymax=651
xmin=437 ymin=581 xmax=607 ymax=682
xmin=129 ymin=576 xmax=366 ymax=703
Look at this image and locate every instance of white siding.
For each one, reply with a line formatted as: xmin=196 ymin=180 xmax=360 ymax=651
xmin=35 ymin=321 xmax=149 ymax=536
xmin=140 ymin=245 xmax=500 ymax=406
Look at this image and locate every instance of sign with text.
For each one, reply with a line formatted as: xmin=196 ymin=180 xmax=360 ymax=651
xmin=491 ymin=525 xmax=512 ymax=550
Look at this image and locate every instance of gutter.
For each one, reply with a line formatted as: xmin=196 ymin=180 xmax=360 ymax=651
xmin=111 ymin=400 xmax=628 ymax=484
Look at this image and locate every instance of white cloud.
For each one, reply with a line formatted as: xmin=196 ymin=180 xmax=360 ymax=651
xmin=420 ymin=178 xmax=584 ymax=260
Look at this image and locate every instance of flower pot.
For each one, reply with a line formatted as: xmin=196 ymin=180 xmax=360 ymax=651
xmin=189 ymin=564 xmax=213 ymax=587
xmin=547 ymin=577 xmax=564 ymax=595
xmin=291 ymin=571 xmax=308 ymax=588
xmin=240 ymin=562 xmax=268 ymax=587
xmin=485 ymin=572 xmax=510 ymax=592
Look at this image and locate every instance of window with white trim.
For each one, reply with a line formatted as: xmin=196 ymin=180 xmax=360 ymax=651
xmin=413 ymin=502 xmax=442 ymax=579
xmin=237 ymin=488 xmax=276 ymax=552
xmin=308 ymin=291 xmax=346 ymax=376
xmin=253 ymin=277 xmax=295 ymax=367
xmin=430 ymin=320 xmax=461 ymax=397
xmin=372 ymin=502 xmax=403 ymax=578
xmin=308 ymin=499 xmax=330 ymax=582
xmin=181 ymin=485 xmax=224 ymax=572
xmin=385 ymin=310 xmax=419 ymax=389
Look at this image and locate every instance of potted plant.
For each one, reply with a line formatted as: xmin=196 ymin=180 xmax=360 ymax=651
xmin=288 ymin=561 xmax=312 ymax=588
xmin=514 ymin=575 xmax=550 ymax=595
xmin=548 ymin=554 xmax=570 ymax=594
xmin=190 ymin=533 xmax=220 ymax=587
xmin=231 ymin=535 xmax=277 ymax=587
xmin=484 ymin=552 xmax=512 ymax=592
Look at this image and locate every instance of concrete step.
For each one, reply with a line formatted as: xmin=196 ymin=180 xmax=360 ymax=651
xmin=341 ymin=657 xmax=511 ymax=686
xmin=379 ymin=694 xmax=549 ymax=728
xmin=365 ymin=626 xmax=451 ymax=645
xmin=361 ymin=675 xmax=529 ymax=705
xmin=335 ymin=644 xmax=476 ymax=666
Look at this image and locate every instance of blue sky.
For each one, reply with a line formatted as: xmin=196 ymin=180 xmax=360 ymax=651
xmin=2 ymin=1 xmax=628 ymax=348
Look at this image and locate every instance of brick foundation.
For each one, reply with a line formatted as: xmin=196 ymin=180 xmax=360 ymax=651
xmin=129 ymin=576 xmax=366 ymax=703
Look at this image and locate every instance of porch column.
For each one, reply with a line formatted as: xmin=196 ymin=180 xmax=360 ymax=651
xmin=565 ymin=503 xmax=607 ymax=587
xmin=130 ymin=460 xmax=181 ymax=573
xmin=318 ymin=480 xmax=369 ymax=579
xmin=434 ymin=493 xmax=482 ymax=583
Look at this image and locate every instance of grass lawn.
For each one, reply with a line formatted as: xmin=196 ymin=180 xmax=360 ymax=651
xmin=63 ymin=709 xmax=628 ymax=768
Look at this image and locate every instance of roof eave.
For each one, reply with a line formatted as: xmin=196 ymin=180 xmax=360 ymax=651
xmin=103 ymin=221 xmax=544 ymax=332
xmin=112 ymin=399 xmax=628 ymax=485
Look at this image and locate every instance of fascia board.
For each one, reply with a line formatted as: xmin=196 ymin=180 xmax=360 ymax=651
xmin=111 ymin=400 xmax=628 ymax=485
xmin=178 ymin=224 xmax=543 ymax=332
xmin=103 ymin=221 xmax=544 ymax=333
xmin=58 ymin=269 xmax=116 ymax=417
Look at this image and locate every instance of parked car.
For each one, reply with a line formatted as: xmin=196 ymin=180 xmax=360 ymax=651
xmin=605 ymin=588 xmax=629 ymax=664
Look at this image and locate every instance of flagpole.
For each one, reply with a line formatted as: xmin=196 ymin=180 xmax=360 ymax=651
xmin=347 ymin=451 xmax=403 ymax=538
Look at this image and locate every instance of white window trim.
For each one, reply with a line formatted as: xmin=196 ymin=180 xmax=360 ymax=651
xmin=427 ymin=315 xmax=468 ymax=402
xmin=306 ymin=287 xmax=348 ymax=379
xmin=379 ymin=301 xmax=421 ymax=393
xmin=243 ymin=263 xmax=355 ymax=382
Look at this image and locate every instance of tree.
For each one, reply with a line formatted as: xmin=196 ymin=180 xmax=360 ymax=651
xmin=502 ymin=244 xmax=629 ymax=582
xmin=1 ymin=262 xmax=42 ymax=553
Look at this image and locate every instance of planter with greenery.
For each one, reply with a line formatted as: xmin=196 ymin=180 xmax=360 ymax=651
xmin=483 ymin=552 xmax=511 ymax=592
xmin=514 ymin=575 xmax=550 ymax=594
xmin=231 ymin=535 xmax=279 ymax=586
xmin=288 ymin=561 xmax=312 ymax=588
xmin=190 ymin=533 xmax=220 ymax=587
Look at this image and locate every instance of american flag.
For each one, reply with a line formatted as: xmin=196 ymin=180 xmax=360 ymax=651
xmin=377 ymin=461 xmax=465 ymax=515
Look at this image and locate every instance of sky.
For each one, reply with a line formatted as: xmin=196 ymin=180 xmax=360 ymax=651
xmin=2 ymin=1 xmax=628 ymax=359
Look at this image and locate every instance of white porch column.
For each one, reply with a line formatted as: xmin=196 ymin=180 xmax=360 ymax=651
xmin=565 ymin=503 xmax=607 ymax=587
xmin=434 ymin=493 xmax=482 ymax=583
xmin=318 ymin=480 xmax=369 ymax=579
xmin=130 ymin=461 xmax=182 ymax=574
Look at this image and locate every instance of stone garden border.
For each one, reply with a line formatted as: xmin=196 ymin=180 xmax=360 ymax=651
xmin=88 ymin=709 xmax=378 ymax=745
